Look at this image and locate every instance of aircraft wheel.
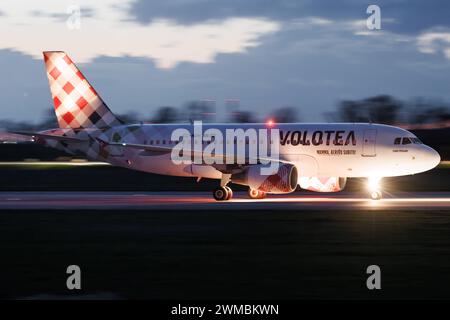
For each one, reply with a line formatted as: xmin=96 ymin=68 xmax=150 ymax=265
xmin=224 ymin=186 xmax=233 ymax=200
xmin=370 ymin=190 xmax=382 ymax=200
xmin=248 ymin=188 xmax=266 ymax=199
xmin=248 ymin=188 xmax=260 ymax=199
xmin=213 ymin=186 xmax=229 ymax=201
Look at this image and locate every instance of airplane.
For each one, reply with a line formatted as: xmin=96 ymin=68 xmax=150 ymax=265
xmin=11 ymin=51 xmax=441 ymax=201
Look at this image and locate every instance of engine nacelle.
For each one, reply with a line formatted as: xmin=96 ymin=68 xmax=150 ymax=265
xmin=231 ymin=163 xmax=298 ymax=194
xmin=298 ymin=177 xmax=347 ymax=192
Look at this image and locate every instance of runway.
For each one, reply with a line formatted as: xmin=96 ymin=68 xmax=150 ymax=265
xmin=0 ymin=191 xmax=449 ymax=210
xmin=2 ymin=191 xmax=450 ymax=299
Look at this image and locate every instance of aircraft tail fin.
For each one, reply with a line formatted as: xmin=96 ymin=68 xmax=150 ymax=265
xmin=43 ymin=51 xmax=123 ymax=129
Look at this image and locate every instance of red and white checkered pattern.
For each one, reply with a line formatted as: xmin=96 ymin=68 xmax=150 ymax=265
xmin=298 ymin=176 xmax=343 ymax=192
xmin=258 ymin=163 xmax=294 ymax=193
xmin=44 ymin=51 xmax=122 ymax=129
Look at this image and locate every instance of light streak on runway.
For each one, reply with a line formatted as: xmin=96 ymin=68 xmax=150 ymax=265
xmin=0 ymin=191 xmax=449 ymax=210
xmin=0 ymin=161 xmax=109 ymax=167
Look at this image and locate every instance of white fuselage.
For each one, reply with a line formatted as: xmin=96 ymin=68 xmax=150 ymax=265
xmin=83 ymin=122 xmax=440 ymax=180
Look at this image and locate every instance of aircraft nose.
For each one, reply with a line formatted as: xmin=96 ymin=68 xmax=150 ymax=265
xmin=422 ymin=146 xmax=441 ymax=170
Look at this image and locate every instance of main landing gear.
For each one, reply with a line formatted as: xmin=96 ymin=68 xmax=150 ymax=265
xmin=213 ymin=174 xmax=233 ymax=201
xmin=212 ymin=186 xmax=267 ymax=201
xmin=213 ymin=186 xmax=233 ymax=201
xmin=248 ymin=188 xmax=267 ymax=199
xmin=212 ymin=174 xmax=267 ymax=201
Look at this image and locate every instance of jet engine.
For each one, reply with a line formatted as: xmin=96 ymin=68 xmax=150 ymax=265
xmin=231 ymin=163 xmax=298 ymax=193
xmin=298 ymin=176 xmax=347 ymax=192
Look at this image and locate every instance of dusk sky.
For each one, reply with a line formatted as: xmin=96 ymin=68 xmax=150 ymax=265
xmin=1 ymin=0 xmax=450 ymax=123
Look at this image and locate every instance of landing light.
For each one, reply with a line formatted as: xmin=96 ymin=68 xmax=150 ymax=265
xmin=368 ymin=176 xmax=381 ymax=191
xmin=367 ymin=176 xmax=382 ymax=200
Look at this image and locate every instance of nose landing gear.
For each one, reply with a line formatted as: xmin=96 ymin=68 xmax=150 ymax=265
xmin=370 ymin=190 xmax=382 ymax=200
xmin=368 ymin=176 xmax=382 ymax=200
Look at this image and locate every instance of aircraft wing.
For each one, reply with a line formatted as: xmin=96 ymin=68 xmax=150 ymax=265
xmin=98 ymin=140 xmax=173 ymax=153
xmin=9 ymin=131 xmax=88 ymax=143
xmin=100 ymin=139 xmax=287 ymax=164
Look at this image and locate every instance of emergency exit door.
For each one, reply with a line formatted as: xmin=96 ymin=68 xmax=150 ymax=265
xmin=362 ymin=129 xmax=377 ymax=157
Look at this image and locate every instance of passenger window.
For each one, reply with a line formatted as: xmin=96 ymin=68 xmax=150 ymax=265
xmin=394 ymin=137 xmax=401 ymax=145
xmin=402 ymin=137 xmax=412 ymax=145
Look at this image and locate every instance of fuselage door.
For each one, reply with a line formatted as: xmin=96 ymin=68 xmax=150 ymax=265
xmin=362 ymin=129 xmax=377 ymax=157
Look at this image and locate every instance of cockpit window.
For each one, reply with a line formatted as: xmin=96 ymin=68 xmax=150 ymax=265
xmin=395 ymin=136 xmax=423 ymax=145
xmin=402 ymin=137 xmax=412 ymax=145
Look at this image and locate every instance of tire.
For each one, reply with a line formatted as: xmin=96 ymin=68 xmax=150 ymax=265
xmin=248 ymin=188 xmax=266 ymax=199
xmin=224 ymin=186 xmax=233 ymax=200
xmin=213 ymin=186 xmax=229 ymax=201
xmin=370 ymin=190 xmax=382 ymax=200
xmin=248 ymin=188 xmax=260 ymax=199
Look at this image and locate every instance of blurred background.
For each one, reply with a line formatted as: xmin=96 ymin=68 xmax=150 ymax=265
xmin=1 ymin=96 xmax=449 ymax=161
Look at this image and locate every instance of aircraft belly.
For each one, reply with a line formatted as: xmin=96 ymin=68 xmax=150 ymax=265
xmin=129 ymin=154 xmax=194 ymax=177
xmin=286 ymin=154 xmax=318 ymax=176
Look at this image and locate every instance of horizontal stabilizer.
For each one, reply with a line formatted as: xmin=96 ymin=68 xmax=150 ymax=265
xmin=10 ymin=131 xmax=88 ymax=143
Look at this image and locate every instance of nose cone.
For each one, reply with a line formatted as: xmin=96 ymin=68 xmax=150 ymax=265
xmin=421 ymin=146 xmax=441 ymax=171
xmin=429 ymin=147 xmax=441 ymax=169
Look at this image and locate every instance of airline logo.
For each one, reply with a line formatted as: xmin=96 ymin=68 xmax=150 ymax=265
xmin=280 ymin=130 xmax=357 ymax=146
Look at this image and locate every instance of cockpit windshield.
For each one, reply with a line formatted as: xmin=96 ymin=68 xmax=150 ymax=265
xmin=394 ymin=137 xmax=423 ymax=145
xmin=402 ymin=137 xmax=412 ymax=145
